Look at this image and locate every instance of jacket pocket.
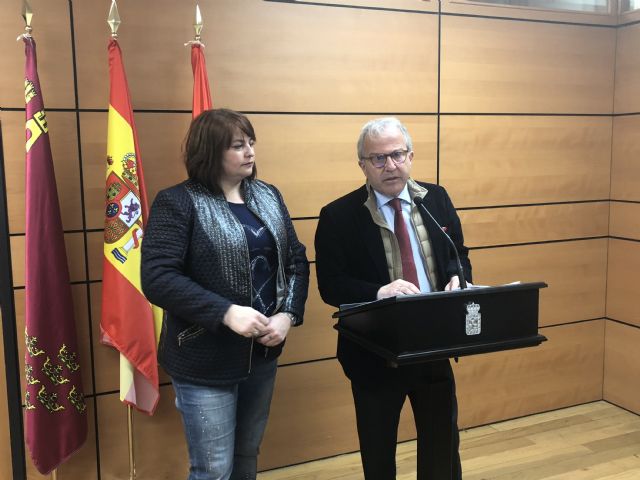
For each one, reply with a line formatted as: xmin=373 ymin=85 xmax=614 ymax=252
xmin=177 ymin=325 xmax=205 ymax=346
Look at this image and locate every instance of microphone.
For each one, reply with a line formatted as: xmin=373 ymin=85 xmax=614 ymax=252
xmin=413 ymin=196 xmax=467 ymax=290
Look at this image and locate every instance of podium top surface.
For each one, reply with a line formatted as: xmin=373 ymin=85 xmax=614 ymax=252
xmin=333 ymin=281 xmax=548 ymax=318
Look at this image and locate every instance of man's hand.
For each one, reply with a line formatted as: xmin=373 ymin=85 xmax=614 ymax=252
xmin=223 ymin=305 xmax=270 ymax=338
xmin=256 ymin=312 xmax=291 ymax=347
xmin=377 ymin=279 xmax=420 ymax=299
xmin=444 ymin=275 xmax=473 ymax=291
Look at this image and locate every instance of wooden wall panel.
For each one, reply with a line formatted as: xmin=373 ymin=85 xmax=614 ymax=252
xmin=611 ymin=115 xmax=640 ymax=201
xmin=0 ymin=0 xmax=75 ymax=109
xmin=614 ymin=24 xmax=640 ymax=114
xmin=279 ymin=265 xmax=337 ymax=365
xmin=292 ymin=0 xmax=437 ymax=11
xmin=442 ymin=0 xmax=617 ymax=25
xmin=74 ymin=0 xmax=438 ymax=113
xmin=1 ymin=111 xmax=83 ymax=233
xmin=440 ymin=17 xmax=615 ymax=113
xmin=606 ymin=239 xmax=640 ymax=327
xmin=293 ymin=219 xmax=317 ymax=261
xmin=252 ymin=115 xmax=437 ymax=218
xmin=440 ymin=116 xmax=612 ymax=208
xmin=610 ymin=202 xmax=640 ymax=240
xmin=604 ymin=320 xmax=640 ymax=415
xmin=80 ymin=112 xmax=190 ymax=230
xmin=260 ymin=360 xmax=356 ymax=469
xmin=455 ymin=320 xmax=605 ymax=428
xmin=460 ymin=202 xmax=609 ymax=248
xmin=86 ymin=231 xmax=103 ymax=282
xmin=470 ymin=240 xmax=607 ymax=327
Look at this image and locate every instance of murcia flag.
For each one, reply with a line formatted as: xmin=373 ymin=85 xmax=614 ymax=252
xmin=23 ymin=35 xmax=87 ymax=474
xmin=100 ymin=38 xmax=162 ymax=415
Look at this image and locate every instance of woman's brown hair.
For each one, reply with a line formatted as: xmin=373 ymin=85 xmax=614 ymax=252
xmin=184 ymin=108 xmax=257 ymax=195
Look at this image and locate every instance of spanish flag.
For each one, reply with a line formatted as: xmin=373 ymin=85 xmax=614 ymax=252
xmin=100 ymin=38 xmax=162 ymax=415
xmin=191 ymin=42 xmax=212 ymax=118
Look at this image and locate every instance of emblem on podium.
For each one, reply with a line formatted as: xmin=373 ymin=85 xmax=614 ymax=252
xmin=465 ymin=302 xmax=481 ymax=336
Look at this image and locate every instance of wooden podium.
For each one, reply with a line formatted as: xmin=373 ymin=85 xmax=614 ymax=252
xmin=334 ymin=282 xmax=548 ymax=367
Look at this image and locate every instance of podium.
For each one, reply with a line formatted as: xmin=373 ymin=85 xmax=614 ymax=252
xmin=333 ymin=282 xmax=548 ymax=367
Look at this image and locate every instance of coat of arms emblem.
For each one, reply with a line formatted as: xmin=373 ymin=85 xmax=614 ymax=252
xmin=465 ymin=302 xmax=481 ymax=336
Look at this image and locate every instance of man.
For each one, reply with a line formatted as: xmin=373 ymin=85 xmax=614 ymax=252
xmin=315 ymin=117 xmax=472 ymax=479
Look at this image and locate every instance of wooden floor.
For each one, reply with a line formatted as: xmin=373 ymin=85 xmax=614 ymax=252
xmin=258 ymin=401 xmax=640 ymax=479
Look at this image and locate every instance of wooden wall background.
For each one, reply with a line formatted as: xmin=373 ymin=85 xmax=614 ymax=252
xmin=605 ymin=8 xmax=640 ymax=416
xmin=0 ymin=0 xmax=637 ymax=478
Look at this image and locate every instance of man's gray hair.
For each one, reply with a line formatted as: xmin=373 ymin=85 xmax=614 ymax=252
xmin=357 ymin=117 xmax=413 ymax=160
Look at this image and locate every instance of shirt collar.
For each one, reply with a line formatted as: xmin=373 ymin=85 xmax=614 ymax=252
xmin=372 ymin=184 xmax=411 ymax=210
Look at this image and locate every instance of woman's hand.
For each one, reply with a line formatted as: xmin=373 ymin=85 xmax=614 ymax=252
xmin=256 ymin=312 xmax=291 ymax=347
xmin=222 ymin=305 xmax=270 ymax=338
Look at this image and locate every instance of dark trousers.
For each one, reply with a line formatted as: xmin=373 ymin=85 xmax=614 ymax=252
xmin=350 ymin=364 xmax=462 ymax=480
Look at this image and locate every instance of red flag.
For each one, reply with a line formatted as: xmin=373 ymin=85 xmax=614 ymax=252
xmin=100 ymin=38 xmax=162 ymax=415
xmin=191 ymin=43 xmax=212 ymax=118
xmin=23 ymin=35 xmax=87 ymax=475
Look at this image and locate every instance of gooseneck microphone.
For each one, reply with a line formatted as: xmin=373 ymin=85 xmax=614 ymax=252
xmin=413 ymin=196 xmax=467 ymax=290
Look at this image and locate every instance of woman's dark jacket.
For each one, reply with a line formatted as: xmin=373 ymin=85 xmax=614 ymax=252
xmin=141 ymin=179 xmax=309 ymax=386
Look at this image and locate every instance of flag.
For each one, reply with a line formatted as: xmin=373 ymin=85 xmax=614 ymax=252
xmin=23 ymin=35 xmax=87 ymax=475
xmin=191 ymin=42 xmax=212 ymax=118
xmin=100 ymin=38 xmax=162 ymax=415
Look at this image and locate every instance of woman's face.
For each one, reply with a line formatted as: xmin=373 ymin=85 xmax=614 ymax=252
xmin=220 ymin=130 xmax=255 ymax=184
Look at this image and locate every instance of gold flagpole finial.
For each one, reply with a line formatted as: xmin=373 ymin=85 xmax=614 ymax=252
xmin=194 ymin=4 xmax=203 ymax=41
xmin=108 ymin=0 xmax=121 ymax=38
xmin=22 ymin=0 xmax=33 ymax=35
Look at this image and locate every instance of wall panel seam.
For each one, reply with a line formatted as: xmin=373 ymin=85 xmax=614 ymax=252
xmin=605 ymin=317 xmax=640 ymax=328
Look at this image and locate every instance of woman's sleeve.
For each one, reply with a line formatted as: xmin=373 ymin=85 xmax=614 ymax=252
xmin=141 ymin=188 xmax=233 ymax=332
xmin=272 ymin=187 xmax=309 ymax=324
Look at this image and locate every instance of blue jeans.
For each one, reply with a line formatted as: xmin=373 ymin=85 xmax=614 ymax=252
xmin=172 ymin=357 xmax=278 ymax=480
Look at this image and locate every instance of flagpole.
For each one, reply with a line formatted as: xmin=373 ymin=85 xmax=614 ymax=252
xmin=127 ymin=405 xmax=136 ymax=480
xmin=51 ymin=469 xmax=57 ymax=480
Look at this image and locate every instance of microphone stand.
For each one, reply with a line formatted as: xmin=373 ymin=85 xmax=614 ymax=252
xmin=413 ymin=196 xmax=467 ymax=290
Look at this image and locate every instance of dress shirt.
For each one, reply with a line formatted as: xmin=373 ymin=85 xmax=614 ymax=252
xmin=373 ymin=186 xmax=432 ymax=293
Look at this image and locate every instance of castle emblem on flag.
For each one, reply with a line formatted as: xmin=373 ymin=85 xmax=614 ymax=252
xmin=465 ymin=302 xmax=481 ymax=336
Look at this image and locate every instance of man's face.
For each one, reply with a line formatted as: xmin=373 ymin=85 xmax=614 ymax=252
xmin=359 ymin=126 xmax=413 ymax=197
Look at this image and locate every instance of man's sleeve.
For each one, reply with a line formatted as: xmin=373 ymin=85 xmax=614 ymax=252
xmin=315 ymin=205 xmax=381 ymax=307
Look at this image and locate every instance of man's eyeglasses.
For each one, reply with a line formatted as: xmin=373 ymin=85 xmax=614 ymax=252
xmin=360 ymin=150 xmax=409 ymax=169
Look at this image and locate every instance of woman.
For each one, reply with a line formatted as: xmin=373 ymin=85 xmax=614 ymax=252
xmin=141 ymin=109 xmax=309 ymax=480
